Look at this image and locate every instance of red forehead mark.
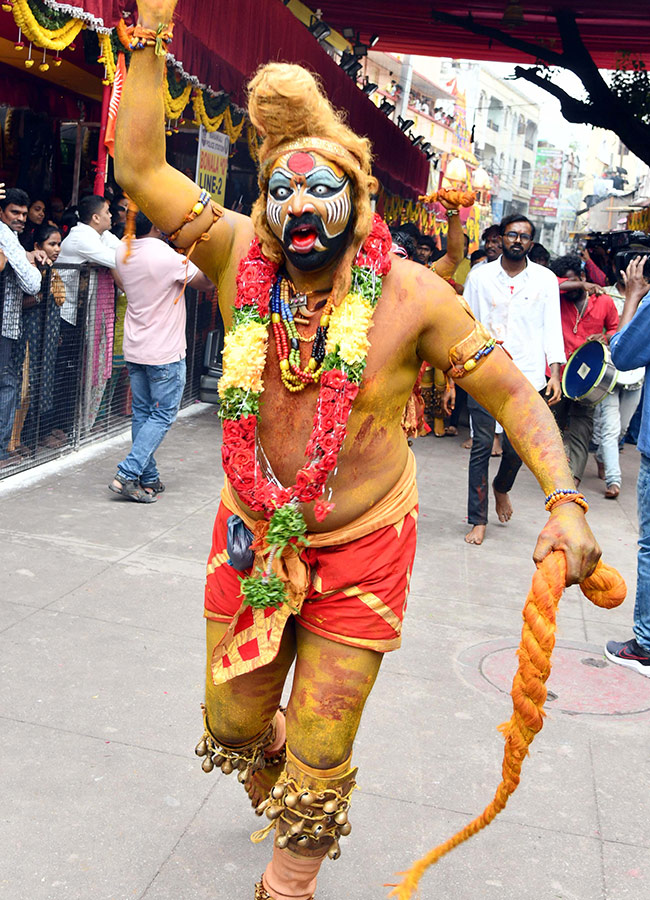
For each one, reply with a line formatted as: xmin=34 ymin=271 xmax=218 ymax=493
xmin=287 ymin=152 xmax=315 ymax=174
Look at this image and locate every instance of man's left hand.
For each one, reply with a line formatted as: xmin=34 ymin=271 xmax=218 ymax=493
xmin=533 ymin=502 xmax=601 ymax=585
xmin=545 ymin=374 xmax=562 ymax=406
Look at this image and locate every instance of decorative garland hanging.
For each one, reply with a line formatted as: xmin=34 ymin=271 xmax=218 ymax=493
xmin=11 ymin=0 xmax=83 ymax=51
xmin=164 ymin=66 xmax=192 ymax=121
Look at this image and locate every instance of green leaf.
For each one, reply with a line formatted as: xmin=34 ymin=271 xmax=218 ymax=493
xmin=241 ymin=572 xmax=287 ymax=609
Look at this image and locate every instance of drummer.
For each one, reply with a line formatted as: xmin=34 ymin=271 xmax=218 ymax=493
xmin=549 ymin=254 xmax=619 ymax=487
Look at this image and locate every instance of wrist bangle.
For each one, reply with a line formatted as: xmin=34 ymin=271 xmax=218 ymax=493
xmin=544 ymin=489 xmax=589 ymax=514
xmin=129 ymin=22 xmax=174 ymax=55
xmin=446 ymin=208 xmax=459 ymax=217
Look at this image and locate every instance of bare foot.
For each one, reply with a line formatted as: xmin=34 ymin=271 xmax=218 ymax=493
xmin=465 ymin=524 xmax=486 ymax=545
xmin=493 ymin=485 xmax=513 ymax=522
xmin=462 ymin=437 xmax=473 ymax=450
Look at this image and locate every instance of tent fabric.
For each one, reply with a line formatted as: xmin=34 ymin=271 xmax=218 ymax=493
xmin=314 ymin=0 xmax=649 ymax=70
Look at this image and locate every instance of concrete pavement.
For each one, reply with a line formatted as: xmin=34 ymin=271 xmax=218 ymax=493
xmin=1 ymin=407 xmax=649 ymax=900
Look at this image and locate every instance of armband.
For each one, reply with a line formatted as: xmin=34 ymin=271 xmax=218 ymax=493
xmin=446 ymin=319 xmax=497 ymax=378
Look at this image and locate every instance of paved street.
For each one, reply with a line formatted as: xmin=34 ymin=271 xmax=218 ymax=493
xmin=1 ymin=406 xmax=649 ymax=900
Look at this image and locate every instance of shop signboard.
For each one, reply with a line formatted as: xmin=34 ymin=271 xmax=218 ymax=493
xmin=196 ymin=127 xmax=229 ymax=204
xmin=530 ymin=147 xmax=563 ymax=218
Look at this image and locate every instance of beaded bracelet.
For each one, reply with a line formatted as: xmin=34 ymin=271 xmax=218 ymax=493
xmin=129 ymin=22 xmax=174 ymax=56
xmin=449 ymin=338 xmax=496 ymax=378
xmin=168 ymin=190 xmax=212 ymax=242
xmin=544 ymin=489 xmax=589 ymax=514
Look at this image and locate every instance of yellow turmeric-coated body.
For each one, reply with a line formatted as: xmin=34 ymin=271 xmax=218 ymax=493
xmin=116 ymin=5 xmax=600 ymax=897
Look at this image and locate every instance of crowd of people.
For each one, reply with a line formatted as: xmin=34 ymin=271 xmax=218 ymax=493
xmin=0 ymin=184 xmax=208 ymax=483
xmin=389 ymin=210 xmax=650 ymax=677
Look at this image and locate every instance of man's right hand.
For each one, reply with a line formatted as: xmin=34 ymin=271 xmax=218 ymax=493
xmin=622 ymin=256 xmax=650 ymax=301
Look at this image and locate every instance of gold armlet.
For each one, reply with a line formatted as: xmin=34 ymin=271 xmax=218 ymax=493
xmin=446 ymin=320 xmax=497 ymax=379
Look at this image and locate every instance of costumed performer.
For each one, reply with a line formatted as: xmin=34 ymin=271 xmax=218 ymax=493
xmin=115 ymin=3 xmax=600 ymax=897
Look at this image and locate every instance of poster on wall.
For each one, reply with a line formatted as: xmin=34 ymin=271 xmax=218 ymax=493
xmin=196 ymin=127 xmax=229 ymax=204
xmin=530 ymin=147 xmax=563 ymax=218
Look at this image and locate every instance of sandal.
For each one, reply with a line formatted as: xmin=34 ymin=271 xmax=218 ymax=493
xmin=140 ymin=478 xmax=165 ymax=496
xmin=108 ymin=472 xmax=157 ymax=503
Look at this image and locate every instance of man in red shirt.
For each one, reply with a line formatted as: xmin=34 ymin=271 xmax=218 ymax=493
xmin=549 ymin=254 xmax=619 ymax=485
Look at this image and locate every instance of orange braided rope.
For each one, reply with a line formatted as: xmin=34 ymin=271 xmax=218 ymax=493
xmin=387 ymin=551 xmax=626 ymax=899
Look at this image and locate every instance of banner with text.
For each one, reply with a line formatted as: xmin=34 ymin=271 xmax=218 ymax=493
xmin=529 ymin=147 xmax=563 ymax=218
xmin=196 ymin=127 xmax=229 ymax=204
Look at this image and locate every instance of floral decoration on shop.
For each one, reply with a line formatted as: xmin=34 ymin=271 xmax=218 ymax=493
xmin=3 ymin=0 xmax=250 ymax=145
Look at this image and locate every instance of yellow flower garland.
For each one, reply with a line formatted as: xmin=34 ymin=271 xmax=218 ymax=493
xmin=164 ymin=78 xmax=192 ymax=121
xmin=97 ymin=31 xmax=115 ymax=84
xmin=325 ymin=292 xmax=374 ymax=365
xmin=12 ymin=0 xmax=83 ymax=51
xmin=218 ymin=321 xmax=269 ymax=395
xmin=192 ymin=90 xmax=246 ymax=142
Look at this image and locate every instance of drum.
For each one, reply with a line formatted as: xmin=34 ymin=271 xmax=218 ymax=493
xmin=561 ymin=340 xmax=618 ymax=405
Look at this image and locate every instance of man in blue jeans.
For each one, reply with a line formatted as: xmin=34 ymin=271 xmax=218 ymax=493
xmin=109 ymin=211 xmax=213 ymax=503
xmin=463 ymin=214 xmax=565 ymax=545
xmin=605 ymin=254 xmax=650 ymax=676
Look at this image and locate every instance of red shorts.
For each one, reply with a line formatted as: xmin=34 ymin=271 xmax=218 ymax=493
xmin=204 ymin=501 xmax=418 ymax=653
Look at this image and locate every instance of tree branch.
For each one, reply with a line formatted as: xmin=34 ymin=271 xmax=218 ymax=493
xmin=430 ymin=7 xmax=566 ymax=67
xmin=554 ymin=9 xmax=611 ymax=95
xmin=512 ymin=66 xmax=607 ymax=127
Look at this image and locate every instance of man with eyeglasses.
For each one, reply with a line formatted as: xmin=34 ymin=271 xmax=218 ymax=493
xmin=463 ymin=214 xmax=566 ymax=545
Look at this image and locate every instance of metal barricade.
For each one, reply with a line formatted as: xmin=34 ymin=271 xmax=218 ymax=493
xmin=0 ymin=263 xmax=222 ymax=480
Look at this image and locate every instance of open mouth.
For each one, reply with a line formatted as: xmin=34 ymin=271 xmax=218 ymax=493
xmin=288 ymin=225 xmax=319 ymax=254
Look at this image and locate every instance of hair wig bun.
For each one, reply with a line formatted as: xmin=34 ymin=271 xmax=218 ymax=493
xmin=247 ymin=62 xmax=378 ymax=303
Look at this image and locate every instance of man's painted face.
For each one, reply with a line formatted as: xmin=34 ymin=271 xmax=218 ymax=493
xmin=266 ymin=150 xmax=353 ymax=271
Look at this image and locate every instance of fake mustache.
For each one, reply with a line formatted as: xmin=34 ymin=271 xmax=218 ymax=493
xmin=283 ymin=212 xmax=329 ymax=250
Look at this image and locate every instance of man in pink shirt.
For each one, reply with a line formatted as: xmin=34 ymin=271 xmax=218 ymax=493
xmin=109 ymin=212 xmax=213 ymax=502
xmin=549 ymin=254 xmax=619 ymax=487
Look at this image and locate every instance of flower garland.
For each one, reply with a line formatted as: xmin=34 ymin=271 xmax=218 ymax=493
xmin=192 ymin=89 xmax=246 ymax=141
xmin=164 ymin=69 xmax=192 ymax=121
xmin=218 ymin=214 xmax=392 ymax=610
xmin=11 ymin=0 xmax=83 ymax=50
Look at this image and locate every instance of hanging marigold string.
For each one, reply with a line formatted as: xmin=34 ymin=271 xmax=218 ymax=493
xmin=97 ymin=31 xmax=116 ymax=84
xmin=11 ymin=0 xmax=83 ymax=51
xmin=164 ymin=69 xmax=192 ymax=121
xmin=387 ymin=551 xmax=626 ymax=899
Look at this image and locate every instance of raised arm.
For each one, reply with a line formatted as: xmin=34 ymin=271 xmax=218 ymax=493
xmin=114 ymin=0 xmax=253 ymax=290
xmin=417 ymin=279 xmax=600 ymax=584
xmin=431 ymin=203 xmax=465 ymax=280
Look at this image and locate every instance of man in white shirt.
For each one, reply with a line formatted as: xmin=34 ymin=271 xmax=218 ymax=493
xmin=0 ymin=188 xmax=44 ymax=467
xmin=55 ymin=195 xmax=121 ymax=438
xmin=463 ymin=214 xmax=565 ymax=545
xmin=108 ymin=211 xmax=213 ymax=503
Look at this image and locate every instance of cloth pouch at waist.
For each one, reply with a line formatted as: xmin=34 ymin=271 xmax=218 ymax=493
xmin=211 ymin=451 xmax=418 ymax=684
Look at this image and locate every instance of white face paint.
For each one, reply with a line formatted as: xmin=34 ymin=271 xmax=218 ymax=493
xmin=265 ymin=150 xmax=353 ymax=270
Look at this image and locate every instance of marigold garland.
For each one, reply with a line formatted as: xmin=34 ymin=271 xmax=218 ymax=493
xmin=12 ymin=0 xmax=83 ymax=50
xmin=218 ymin=214 xmax=393 ymax=610
xmin=193 ymin=89 xmax=246 ymax=141
xmin=164 ymin=70 xmax=192 ymax=121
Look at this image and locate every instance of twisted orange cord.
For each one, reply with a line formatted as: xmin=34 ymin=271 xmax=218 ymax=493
xmin=387 ymin=551 xmax=626 ymax=899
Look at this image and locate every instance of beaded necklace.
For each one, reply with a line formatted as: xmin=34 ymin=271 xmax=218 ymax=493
xmin=270 ymin=277 xmax=330 ymax=391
